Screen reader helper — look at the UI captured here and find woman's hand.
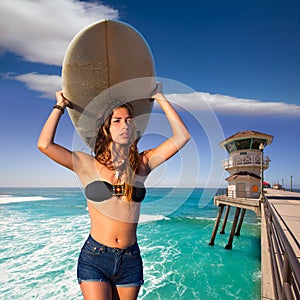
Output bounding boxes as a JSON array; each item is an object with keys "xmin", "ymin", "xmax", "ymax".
[
  {"xmin": 55, "ymin": 90, "xmax": 73, "ymax": 108},
  {"xmin": 151, "ymin": 82, "xmax": 165, "ymax": 102}
]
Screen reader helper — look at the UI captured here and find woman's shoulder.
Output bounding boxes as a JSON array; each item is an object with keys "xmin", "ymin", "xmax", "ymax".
[
  {"xmin": 139, "ymin": 150, "xmax": 149, "ymax": 162},
  {"xmin": 73, "ymin": 151, "xmax": 94, "ymax": 160},
  {"xmin": 139, "ymin": 150, "xmax": 152, "ymax": 175},
  {"xmin": 73, "ymin": 151, "xmax": 95, "ymax": 173},
  {"xmin": 72, "ymin": 151, "xmax": 95, "ymax": 164}
]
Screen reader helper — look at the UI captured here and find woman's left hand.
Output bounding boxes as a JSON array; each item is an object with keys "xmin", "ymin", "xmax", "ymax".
[{"xmin": 151, "ymin": 82, "xmax": 164, "ymax": 101}]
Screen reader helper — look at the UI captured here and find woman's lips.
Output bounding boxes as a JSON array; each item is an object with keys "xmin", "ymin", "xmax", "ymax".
[{"xmin": 120, "ymin": 132, "xmax": 129, "ymax": 137}]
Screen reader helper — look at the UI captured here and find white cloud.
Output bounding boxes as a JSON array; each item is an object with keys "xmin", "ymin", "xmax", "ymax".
[
  {"xmin": 168, "ymin": 92, "xmax": 300, "ymax": 117},
  {"xmin": 8, "ymin": 72, "xmax": 300, "ymax": 117},
  {"xmin": 0, "ymin": 0, "xmax": 119, "ymax": 65},
  {"xmin": 1, "ymin": 1, "xmax": 299, "ymax": 118},
  {"xmin": 11, "ymin": 73, "xmax": 62, "ymax": 98}
]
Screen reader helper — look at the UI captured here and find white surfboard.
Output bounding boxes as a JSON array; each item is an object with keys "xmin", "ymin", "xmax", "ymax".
[{"xmin": 62, "ymin": 19, "xmax": 155, "ymax": 148}]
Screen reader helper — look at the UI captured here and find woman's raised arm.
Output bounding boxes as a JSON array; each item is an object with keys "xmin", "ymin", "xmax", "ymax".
[
  {"xmin": 144, "ymin": 83, "xmax": 191, "ymax": 170},
  {"xmin": 37, "ymin": 91, "xmax": 75, "ymax": 171}
]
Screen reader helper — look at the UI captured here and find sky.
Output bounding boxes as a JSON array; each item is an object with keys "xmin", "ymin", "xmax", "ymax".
[{"xmin": 0, "ymin": 0, "xmax": 300, "ymax": 189}]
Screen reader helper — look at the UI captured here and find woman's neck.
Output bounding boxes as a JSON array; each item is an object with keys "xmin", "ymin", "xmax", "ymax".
[{"xmin": 110, "ymin": 142, "xmax": 127, "ymax": 162}]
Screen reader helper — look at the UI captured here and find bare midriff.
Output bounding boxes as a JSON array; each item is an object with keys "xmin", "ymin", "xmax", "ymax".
[{"xmin": 87, "ymin": 202, "xmax": 138, "ymax": 249}]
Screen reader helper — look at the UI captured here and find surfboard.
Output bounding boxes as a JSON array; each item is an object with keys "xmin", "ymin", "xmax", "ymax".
[{"xmin": 62, "ymin": 19, "xmax": 155, "ymax": 148}]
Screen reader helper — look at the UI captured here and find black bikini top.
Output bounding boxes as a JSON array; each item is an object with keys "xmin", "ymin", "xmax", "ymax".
[{"xmin": 85, "ymin": 180, "xmax": 146, "ymax": 203}]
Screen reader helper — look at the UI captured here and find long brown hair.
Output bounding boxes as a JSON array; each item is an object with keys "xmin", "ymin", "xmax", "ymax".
[{"xmin": 94, "ymin": 102, "xmax": 141, "ymax": 201}]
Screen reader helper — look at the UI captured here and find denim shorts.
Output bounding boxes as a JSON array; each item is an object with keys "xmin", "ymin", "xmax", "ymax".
[{"xmin": 77, "ymin": 235, "xmax": 144, "ymax": 287}]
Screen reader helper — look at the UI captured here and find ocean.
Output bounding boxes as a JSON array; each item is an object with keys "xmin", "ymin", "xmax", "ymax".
[{"xmin": 0, "ymin": 187, "xmax": 261, "ymax": 299}]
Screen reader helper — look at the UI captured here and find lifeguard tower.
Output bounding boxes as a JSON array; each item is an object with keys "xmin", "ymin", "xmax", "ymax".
[
  {"xmin": 221, "ymin": 130, "xmax": 273, "ymax": 199},
  {"xmin": 209, "ymin": 130, "xmax": 273, "ymax": 249}
]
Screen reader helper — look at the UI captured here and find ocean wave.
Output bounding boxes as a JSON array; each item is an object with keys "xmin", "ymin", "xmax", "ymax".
[
  {"xmin": 186, "ymin": 216, "xmax": 217, "ymax": 221},
  {"xmin": 186, "ymin": 215, "xmax": 261, "ymax": 227},
  {"xmin": 252, "ymin": 270, "xmax": 262, "ymax": 282},
  {"xmin": 140, "ymin": 215, "xmax": 218, "ymax": 224},
  {"xmin": 0, "ymin": 189, "xmax": 261, "ymax": 299},
  {"xmin": 0, "ymin": 213, "xmax": 89, "ymax": 299},
  {"xmin": 139, "ymin": 214, "xmax": 170, "ymax": 223},
  {"xmin": 0, "ymin": 196, "xmax": 57, "ymax": 204}
]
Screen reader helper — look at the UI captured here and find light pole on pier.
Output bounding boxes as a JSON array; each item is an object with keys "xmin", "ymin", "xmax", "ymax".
[{"xmin": 259, "ymin": 143, "xmax": 265, "ymax": 200}]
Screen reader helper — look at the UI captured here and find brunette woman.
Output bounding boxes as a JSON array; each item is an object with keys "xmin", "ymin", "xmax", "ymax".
[{"xmin": 38, "ymin": 83, "xmax": 190, "ymax": 300}]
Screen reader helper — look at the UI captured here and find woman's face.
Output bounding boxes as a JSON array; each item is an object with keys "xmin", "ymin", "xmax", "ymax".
[{"xmin": 109, "ymin": 107, "xmax": 133, "ymax": 145}]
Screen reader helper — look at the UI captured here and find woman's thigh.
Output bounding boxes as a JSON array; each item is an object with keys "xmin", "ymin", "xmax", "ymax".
[
  {"xmin": 80, "ymin": 281, "xmax": 112, "ymax": 300},
  {"xmin": 113, "ymin": 285, "xmax": 141, "ymax": 300},
  {"xmin": 80, "ymin": 282, "xmax": 140, "ymax": 300}
]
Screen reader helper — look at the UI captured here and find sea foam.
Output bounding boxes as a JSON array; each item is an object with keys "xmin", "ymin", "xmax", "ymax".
[
  {"xmin": 0, "ymin": 196, "xmax": 57, "ymax": 204},
  {"xmin": 139, "ymin": 214, "xmax": 169, "ymax": 223}
]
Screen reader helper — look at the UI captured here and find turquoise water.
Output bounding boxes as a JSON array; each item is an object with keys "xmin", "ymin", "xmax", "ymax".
[{"xmin": 0, "ymin": 188, "xmax": 261, "ymax": 299}]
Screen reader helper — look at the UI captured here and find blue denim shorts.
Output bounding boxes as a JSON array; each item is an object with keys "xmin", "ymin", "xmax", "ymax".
[{"xmin": 77, "ymin": 235, "xmax": 144, "ymax": 287}]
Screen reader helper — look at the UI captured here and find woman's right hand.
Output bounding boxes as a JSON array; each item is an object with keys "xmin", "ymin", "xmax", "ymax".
[
  {"xmin": 55, "ymin": 90, "xmax": 73, "ymax": 108},
  {"xmin": 38, "ymin": 90, "xmax": 75, "ymax": 171}
]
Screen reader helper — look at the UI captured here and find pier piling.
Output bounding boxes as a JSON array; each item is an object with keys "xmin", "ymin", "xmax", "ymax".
[
  {"xmin": 220, "ymin": 205, "xmax": 231, "ymax": 234},
  {"xmin": 235, "ymin": 208, "xmax": 246, "ymax": 236},
  {"xmin": 209, "ymin": 204, "xmax": 225, "ymax": 246},
  {"xmin": 225, "ymin": 207, "xmax": 241, "ymax": 250}
]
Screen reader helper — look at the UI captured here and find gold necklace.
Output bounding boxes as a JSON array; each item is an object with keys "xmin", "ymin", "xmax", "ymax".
[{"xmin": 112, "ymin": 159, "xmax": 125, "ymax": 196}]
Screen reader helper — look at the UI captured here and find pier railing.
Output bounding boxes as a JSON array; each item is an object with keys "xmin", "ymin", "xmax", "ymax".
[{"xmin": 263, "ymin": 198, "xmax": 300, "ymax": 300}]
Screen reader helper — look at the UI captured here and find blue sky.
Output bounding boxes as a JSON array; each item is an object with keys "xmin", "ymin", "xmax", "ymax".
[{"xmin": 0, "ymin": 0, "xmax": 300, "ymax": 189}]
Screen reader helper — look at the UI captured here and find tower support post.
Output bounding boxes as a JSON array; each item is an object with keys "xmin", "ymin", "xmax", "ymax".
[
  {"xmin": 225, "ymin": 207, "xmax": 241, "ymax": 250},
  {"xmin": 209, "ymin": 204, "xmax": 225, "ymax": 246}
]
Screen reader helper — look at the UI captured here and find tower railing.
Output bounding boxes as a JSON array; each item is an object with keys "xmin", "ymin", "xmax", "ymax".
[
  {"xmin": 216, "ymin": 189, "xmax": 260, "ymax": 199},
  {"xmin": 222, "ymin": 154, "xmax": 270, "ymax": 169}
]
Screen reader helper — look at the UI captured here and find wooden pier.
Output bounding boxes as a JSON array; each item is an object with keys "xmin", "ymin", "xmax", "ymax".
[
  {"xmin": 261, "ymin": 188, "xmax": 300, "ymax": 300},
  {"xmin": 209, "ymin": 193, "xmax": 261, "ymax": 249},
  {"xmin": 209, "ymin": 130, "xmax": 300, "ymax": 298},
  {"xmin": 209, "ymin": 188, "xmax": 300, "ymax": 299}
]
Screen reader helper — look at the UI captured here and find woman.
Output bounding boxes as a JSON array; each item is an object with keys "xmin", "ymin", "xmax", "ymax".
[{"xmin": 38, "ymin": 83, "xmax": 190, "ymax": 300}]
